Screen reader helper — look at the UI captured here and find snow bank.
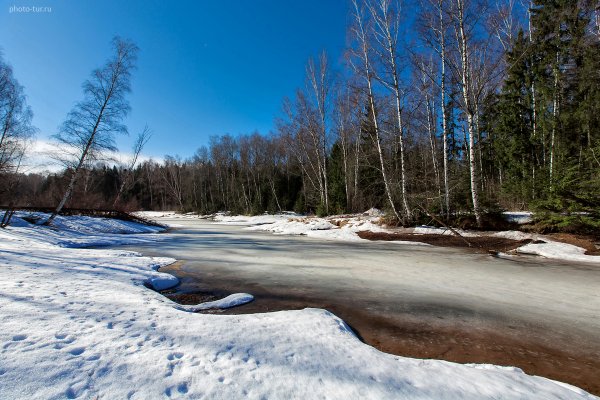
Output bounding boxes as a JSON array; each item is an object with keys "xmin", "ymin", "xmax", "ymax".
[
  {"xmin": 3, "ymin": 212, "xmax": 166, "ymax": 248},
  {"xmin": 247, "ymin": 218, "xmax": 336, "ymax": 234},
  {"xmin": 0, "ymin": 216, "xmax": 597, "ymax": 399},
  {"xmin": 176, "ymin": 293, "xmax": 255, "ymax": 312},
  {"xmin": 245, "ymin": 214, "xmax": 397, "ymax": 242},
  {"xmin": 492, "ymin": 230, "xmax": 536, "ymax": 241},
  {"xmin": 134, "ymin": 210, "xmax": 179, "ymax": 219},
  {"xmin": 517, "ymin": 241, "xmax": 600, "ymax": 263},
  {"xmin": 491, "ymin": 230, "xmax": 600, "ymax": 264},
  {"xmin": 212, "ymin": 212, "xmax": 301, "ymax": 225},
  {"xmin": 413, "ymin": 225, "xmax": 480, "ymax": 237}
]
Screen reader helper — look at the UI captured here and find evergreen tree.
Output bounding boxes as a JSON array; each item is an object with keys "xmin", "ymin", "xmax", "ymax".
[
  {"xmin": 357, "ymin": 104, "xmax": 385, "ymax": 209},
  {"xmin": 489, "ymin": 30, "xmax": 536, "ymax": 205},
  {"xmin": 530, "ymin": 0, "xmax": 591, "ymax": 183},
  {"xmin": 327, "ymin": 141, "xmax": 347, "ymax": 214}
]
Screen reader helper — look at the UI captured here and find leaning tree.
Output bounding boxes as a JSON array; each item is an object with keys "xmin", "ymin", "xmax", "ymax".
[{"xmin": 45, "ymin": 37, "xmax": 138, "ymax": 225}]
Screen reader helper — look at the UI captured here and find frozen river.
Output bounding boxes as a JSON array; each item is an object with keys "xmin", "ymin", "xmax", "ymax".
[{"xmin": 123, "ymin": 217, "xmax": 600, "ymax": 394}]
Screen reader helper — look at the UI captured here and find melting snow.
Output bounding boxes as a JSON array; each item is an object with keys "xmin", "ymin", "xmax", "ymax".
[{"xmin": 0, "ymin": 212, "xmax": 597, "ymax": 398}]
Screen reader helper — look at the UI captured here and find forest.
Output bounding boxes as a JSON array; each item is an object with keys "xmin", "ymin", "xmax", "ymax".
[{"xmin": 1, "ymin": 0, "xmax": 599, "ymax": 231}]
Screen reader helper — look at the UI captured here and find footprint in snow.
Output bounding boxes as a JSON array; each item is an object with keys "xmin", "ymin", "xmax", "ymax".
[
  {"xmin": 177, "ymin": 382, "xmax": 189, "ymax": 394},
  {"xmin": 68, "ymin": 347, "xmax": 85, "ymax": 356},
  {"xmin": 167, "ymin": 352, "xmax": 184, "ymax": 361},
  {"xmin": 12, "ymin": 334, "xmax": 27, "ymax": 341}
]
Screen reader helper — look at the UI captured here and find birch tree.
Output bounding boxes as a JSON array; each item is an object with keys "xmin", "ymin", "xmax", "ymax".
[
  {"xmin": 349, "ymin": 0, "xmax": 401, "ymax": 221},
  {"xmin": 0, "ymin": 55, "xmax": 35, "ymax": 177},
  {"xmin": 113, "ymin": 125, "xmax": 151, "ymax": 208},
  {"xmin": 451, "ymin": 0, "xmax": 482, "ymax": 225},
  {"xmin": 45, "ymin": 37, "xmax": 138, "ymax": 224},
  {"xmin": 306, "ymin": 53, "xmax": 331, "ymax": 214},
  {"xmin": 367, "ymin": 0, "xmax": 411, "ymax": 220},
  {"xmin": 419, "ymin": 0, "xmax": 453, "ymax": 218}
]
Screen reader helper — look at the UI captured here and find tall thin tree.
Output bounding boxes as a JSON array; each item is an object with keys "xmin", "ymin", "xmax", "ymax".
[
  {"xmin": 45, "ymin": 37, "xmax": 138, "ymax": 225},
  {"xmin": 349, "ymin": 0, "xmax": 401, "ymax": 220},
  {"xmin": 452, "ymin": 0, "xmax": 482, "ymax": 226},
  {"xmin": 113, "ymin": 125, "xmax": 151, "ymax": 208},
  {"xmin": 368, "ymin": 0, "xmax": 411, "ymax": 220}
]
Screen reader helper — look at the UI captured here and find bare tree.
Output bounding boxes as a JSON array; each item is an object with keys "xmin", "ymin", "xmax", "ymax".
[
  {"xmin": 333, "ymin": 87, "xmax": 360, "ymax": 211},
  {"xmin": 113, "ymin": 125, "xmax": 151, "ymax": 208},
  {"xmin": 451, "ymin": 0, "xmax": 482, "ymax": 225},
  {"xmin": 349, "ymin": 0, "xmax": 401, "ymax": 220},
  {"xmin": 489, "ymin": 0, "xmax": 519, "ymax": 51},
  {"xmin": 306, "ymin": 53, "xmax": 331, "ymax": 213},
  {"xmin": 367, "ymin": 0, "xmax": 411, "ymax": 220},
  {"xmin": 419, "ymin": 0, "xmax": 453, "ymax": 218},
  {"xmin": 281, "ymin": 92, "xmax": 325, "ymax": 210},
  {"xmin": 161, "ymin": 155, "xmax": 184, "ymax": 210},
  {"xmin": 45, "ymin": 37, "xmax": 138, "ymax": 224},
  {"xmin": 0, "ymin": 55, "xmax": 35, "ymax": 178}
]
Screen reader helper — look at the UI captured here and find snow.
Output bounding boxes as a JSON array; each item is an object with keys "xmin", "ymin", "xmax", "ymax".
[
  {"xmin": 247, "ymin": 217, "xmax": 336, "ymax": 235},
  {"xmin": 0, "ymin": 214, "xmax": 598, "ymax": 399},
  {"xmin": 364, "ymin": 207, "xmax": 385, "ymax": 217},
  {"xmin": 503, "ymin": 211, "xmax": 534, "ymax": 224},
  {"xmin": 238, "ymin": 213, "xmax": 407, "ymax": 243},
  {"xmin": 176, "ymin": 293, "xmax": 254, "ymax": 312},
  {"xmin": 4, "ymin": 212, "xmax": 166, "ymax": 248},
  {"xmin": 212, "ymin": 212, "xmax": 301, "ymax": 225},
  {"xmin": 517, "ymin": 241, "xmax": 600, "ymax": 263},
  {"xmin": 491, "ymin": 230, "xmax": 600, "ymax": 264},
  {"xmin": 135, "ymin": 210, "xmax": 179, "ymax": 218},
  {"xmin": 145, "ymin": 211, "xmax": 599, "ymax": 263},
  {"xmin": 492, "ymin": 230, "xmax": 536, "ymax": 241},
  {"xmin": 413, "ymin": 225, "xmax": 480, "ymax": 237}
]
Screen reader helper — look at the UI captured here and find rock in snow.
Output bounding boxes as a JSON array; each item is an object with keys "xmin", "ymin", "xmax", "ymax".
[{"xmin": 0, "ymin": 212, "xmax": 597, "ymax": 399}]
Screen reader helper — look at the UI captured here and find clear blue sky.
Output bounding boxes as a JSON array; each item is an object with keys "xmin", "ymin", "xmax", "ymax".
[{"xmin": 0, "ymin": 0, "xmax": 349, "ymax": 160}]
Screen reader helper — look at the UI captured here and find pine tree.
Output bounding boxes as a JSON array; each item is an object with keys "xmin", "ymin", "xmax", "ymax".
[
  {"xmin": 327, "ymin": 141, "xmax": 348, "ymax": 214},
  {"xmin": 489, "ymin": 30, "xmax": 536, "ymax": 205},
  {"xmin": 531, "ymin": 0, "xmax": 590, "ymax": 184},
  {"xmin": 357, "ymin": 104, "xmax": 386, "ymax": 210}
]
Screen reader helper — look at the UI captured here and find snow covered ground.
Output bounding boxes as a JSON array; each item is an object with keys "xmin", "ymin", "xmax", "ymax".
[{"xmin": 0, "ymin": 212, "xmax": 598, "ymax": 398}]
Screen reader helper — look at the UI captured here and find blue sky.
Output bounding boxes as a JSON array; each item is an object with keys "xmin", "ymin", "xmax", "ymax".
[{"xmin": 0, "ymin": 0, "xmax": 349, "ymax": 161}]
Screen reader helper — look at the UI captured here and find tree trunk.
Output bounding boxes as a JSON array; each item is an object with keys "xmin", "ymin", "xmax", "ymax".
[
  {"xmin": 439, "ymin": 2, "xmax": 451, "ymax": 219},
  {"xmin": 456, "ymin": 0, "xmax": 482, "ymax": 226},
  {"xmin": 352, "ymin": 0, "xmax": 400, "ymax": 221}
]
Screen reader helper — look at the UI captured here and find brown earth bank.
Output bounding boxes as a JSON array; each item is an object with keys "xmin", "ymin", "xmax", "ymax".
[
  {"xmin": 357, "ymin": 231, "xmax": 534, "ymax": 253},
  {"xmin": 357, "ymin": 230, "xmax": 600, "ymax": 256},
  {"xmin": 546, "ymin": 233, "xmax": 600, "ymax": 255},
  {"xmin": 163, "ymin": 286, "xmax": 600, "ymax": 396}
]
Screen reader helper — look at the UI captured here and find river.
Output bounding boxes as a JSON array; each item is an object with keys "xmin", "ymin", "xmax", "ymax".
[{"xmin": 120, "ymin": 217, "xmax": 600, "ymax": 395}]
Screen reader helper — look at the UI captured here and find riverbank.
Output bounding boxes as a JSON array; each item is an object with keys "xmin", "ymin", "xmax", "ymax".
[
  {"xmin": 125, "ymin": 216, "xmax": 600, "ymax": 397},
  {"xmin": 143, "ymin": 211, "xmax": 600, "ymax": 264},
  {"xmin": 2, "ymin": 212, "xmax": 598, "ymax": 399},
  {"xmin": 160, "ymin": 260, "xmax": 600, "ymax": 396}
]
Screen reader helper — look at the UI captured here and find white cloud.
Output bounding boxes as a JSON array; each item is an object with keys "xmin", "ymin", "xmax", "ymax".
[{"xmin": 19, "ymin": 139, "xmax": 158, "ymax": 175}]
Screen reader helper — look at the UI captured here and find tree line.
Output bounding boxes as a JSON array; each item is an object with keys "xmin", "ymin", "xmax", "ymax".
[{"xmin": 1, "ymin": 0, "xmax": 599, "ymax": 230}]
